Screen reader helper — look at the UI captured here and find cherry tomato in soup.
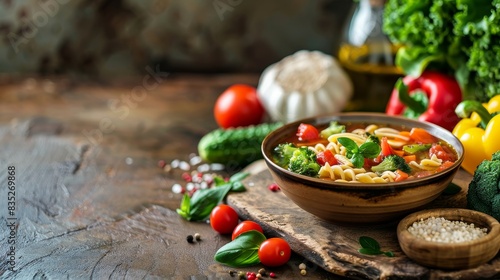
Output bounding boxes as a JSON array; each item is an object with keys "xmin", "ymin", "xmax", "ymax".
[
  {"xmin": 429, "ymin": 144, "xmax": 457, "ymax": 162},
  {"xmin": 210, "ymin": 204, "xmax": 239, "ymax": 234},
  {"xmin": 258, "ymin": 238, "xmax": 291, "ymax": 267},
  {"xmin": 214, "ymin": 84, "xmax": 265, "ymax": 129},
  {"xmin": 316, "ymin": 150, "xmax": 337, "ymax": 166},
  {"xmin": 296, "ymin": 123, "xmax": 319, "ymax": 141},
  {"xmin": 231, "ymin": 221, "xmax": 264, "ymax": 240}
]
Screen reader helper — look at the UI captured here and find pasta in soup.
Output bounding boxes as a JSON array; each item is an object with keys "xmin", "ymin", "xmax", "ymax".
[{"xmin": 272, "ymin": 121, "xmax": 458, "ymax": 183}]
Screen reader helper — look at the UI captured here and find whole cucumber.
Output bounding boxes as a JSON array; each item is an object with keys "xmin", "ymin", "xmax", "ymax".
[{"xmin": 198, "ymin": 122, "xmax": 282, "ymax": 169}]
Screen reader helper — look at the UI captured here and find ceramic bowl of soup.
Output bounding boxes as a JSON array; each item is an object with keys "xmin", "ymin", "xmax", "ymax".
[{"xmin": 261, "ymin": 113, "xmax": 464, "ymax": 224}]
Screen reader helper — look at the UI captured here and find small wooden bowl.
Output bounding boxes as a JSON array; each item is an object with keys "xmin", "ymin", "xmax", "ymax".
[{"xmin": 397, "ymin": 208, "xmax": 500, "ymax": 269}]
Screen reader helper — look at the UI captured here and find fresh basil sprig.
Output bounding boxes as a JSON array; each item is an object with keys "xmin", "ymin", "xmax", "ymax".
[
  {"xmin": 213, "ymin": 172, "xmax": 249, "ymax": 192},
  {"xmin": 177, "ymin": 185, "xmax": 231, "ymax": 221},
  {"xmin": 337, "ymin": 137, "xmax": 381, "ymax": 168},
  {"xmin": 176, "ymin": 172, "xmax": 249, "ymax": 221},
  {"xmin": 214, "ymin": 230, "xmax": 266, "ymax": 267},
  {"xmin": 358, "ymin": 236, "xmax": 394, "ymax": 257}
]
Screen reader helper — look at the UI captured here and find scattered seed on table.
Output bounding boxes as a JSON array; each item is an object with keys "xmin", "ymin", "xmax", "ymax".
[
  {"xmin": 125, "ymin": 157, "xmax": 133, "ymax": 165},
  {"xmin": 171, "ymin": 184, "xmax": 184, "ymax": 194},
  {"xmin": 186, "ymin": 235, "xmax": 194, "ymax": 243},
  {"xmin": 194, "ymin": 233, "xmax": 201, "ymax": 241},
  {"xmin": 157, "ymin": 159, "xmax": 166, "ymax": 169},
  {"xmin": 300, "ymin": 269, "xmax": 307, "ymax": 276},
  {"xmin": 298, "ymin": 263, "xmax": 307, "ymax": 270},
  {"xmin": 258, "ymin": 268, "xmax": 266, "ymax": 276},
  {"xmin": 269, "ymin": 272, "xmax": 276, "ymax": 278}
]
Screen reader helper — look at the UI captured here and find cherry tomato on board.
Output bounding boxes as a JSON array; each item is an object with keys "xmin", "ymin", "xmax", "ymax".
[
  {"xmin": 231, "ymin": 221, "xmax": 264, "ymax": 240},
  {"xmin": 258, "ymin": 237, "xmax": 291, "ymax": 267},
  {"xmin": 210, "ymin": 204, "xmax": 239, "ymax": 234},
  {"xmin": 214, "ymin": 84, "xmax": 265, "ymax": 129},
  {"xmin": 296, "ymin": 123, "xmax": 319, "ymax": 141}
]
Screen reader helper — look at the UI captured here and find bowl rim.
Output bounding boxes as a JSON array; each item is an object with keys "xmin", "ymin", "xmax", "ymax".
[
  {"xmin": 261, "ymin": 112, "xmax": 465, "ymax": 191},
  {"xmin": 397, "ymin": 208, "xmax": 500, "ymax": 248}
]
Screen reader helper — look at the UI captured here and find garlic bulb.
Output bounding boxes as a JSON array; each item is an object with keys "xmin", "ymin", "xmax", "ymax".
[{"xmin": 257, "ymin": 50, "xmax": 353, "ymax": 123}]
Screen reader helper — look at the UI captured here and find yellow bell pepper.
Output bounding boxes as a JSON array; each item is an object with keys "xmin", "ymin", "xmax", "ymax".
[{"xmin": 452, "ymin": 95, "xmax": 500, "ymax": 174}]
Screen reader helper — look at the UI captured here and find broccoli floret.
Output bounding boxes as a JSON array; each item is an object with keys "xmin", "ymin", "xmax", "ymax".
[
  {"xmin": 320, "ymin": 121, "xmax": 346, "ymax": 139},
  {"xmin": 273, "ymin": 143, "xmax": 298, "ymax": 168},
  {"xmin": 371, "ymin": 155, "xmax": 411, "ymax": 174},
  {"xmin": 365, "ymin": 134, "xmax": 380, "ymax": 145},
  {"xmin": 288, "ymin": 147, "xmax": 321, "ymax": 177},
  {"xmin": 467, "ymin": 151, "xmax": 500, "ymax": 221}
]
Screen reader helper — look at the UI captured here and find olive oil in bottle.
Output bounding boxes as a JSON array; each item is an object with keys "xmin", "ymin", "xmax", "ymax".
[{"xmin": 338, "ymin": 0, "xmax": 403, "ymax": 112}]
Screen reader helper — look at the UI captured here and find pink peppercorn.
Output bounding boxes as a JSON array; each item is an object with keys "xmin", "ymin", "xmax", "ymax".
[
  {"xmin": 269, "ymin": 272, "xmax": 276, "ymax": 278},
  {"xmin": 157, "ymin": 159, "xmax": 166, "ymax": 169},
  {"xmin": 268, "ymin": 183, "xmax": 280, "ymax": 192},
  {"xmin": 181, "ymin": 172, "xmax": 192, "ymax": 182}
]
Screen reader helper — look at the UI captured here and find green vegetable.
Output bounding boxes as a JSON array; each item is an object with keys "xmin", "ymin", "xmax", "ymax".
[
  {"xmin": 371, "ymin": 155, "xmax": 411, "ymax": 174},
  {"xmin": 466, "ymin": 151, "xmax": 500, "ymax": 220},
  {"xmin": 289, "ymin": 147, "xmax": 321, "ymax": 177},
  {"xmin": 198, "ymin": 122, "xmax": 282, "ymax": 169},
  {"xmin": 214, "ymin": 230, "xmax": 267, "ymax": 267},
  {"xmin": 273, "ymin": 143, "xmax": 321, "ymax": 177},
  {"xmin": 273, "ymin": 143, "xmax": 299, "ymax": 168},
  {"xmin": 358, "ymin": 236, "xmax": 394, "ymax": 257},
  {"xmin": 383, "ymin": 0, "xmax": 500, "ymax": 102},
  {"xmin": 320, "ymin": 121, "xmax": 346, "ymax": 139},
  {"xmin": 337, "ymin": 137, "xmax": 381, "ymax": 168},
  {"xmin": 365, "ymin": 134, "xmax": 381, "ymax": 146},
  {"xmin": 402, "ymin": 143, "xmax": 431, "ymax": 154},
  {"xmin": 176, "ymin": 172, "xmax": 249, "ymax": 221}
]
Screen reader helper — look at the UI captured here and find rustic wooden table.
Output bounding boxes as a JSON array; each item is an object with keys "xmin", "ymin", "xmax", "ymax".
[{"xmin": 0, "ymin": 74, "xmax": 345, "ymax": 279}]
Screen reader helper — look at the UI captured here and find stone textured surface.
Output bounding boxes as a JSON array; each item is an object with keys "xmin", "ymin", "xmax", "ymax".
[{"xmin": 0, "ymin": 0, "xmax": 353, "ymax": 76}]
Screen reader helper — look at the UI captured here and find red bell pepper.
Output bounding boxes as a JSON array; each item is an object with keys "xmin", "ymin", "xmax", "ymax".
[{"xmin": 385, "ymin": 71, "xmax": 462, "ymax": 131}]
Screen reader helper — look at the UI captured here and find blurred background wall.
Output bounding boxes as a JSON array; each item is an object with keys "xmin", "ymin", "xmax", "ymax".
[{"xmin": 0, "ymin": 0, "xmax": 353, "ymax": 77}]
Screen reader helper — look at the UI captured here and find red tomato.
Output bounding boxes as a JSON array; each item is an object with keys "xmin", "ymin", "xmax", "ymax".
[
  {"xmin": 231, "ymin": 221, "xmax": 264, "ymax": 240},
  {"xmin": 258, "ymin": 238, "xmax": 291, "ymax": 267},
  {"xmin": 429, "ymin": 144, "xmax": 457, "ymax": 162},
  {"xmin": 296, "ymin": 123, "xmax": 319, "ymax": 141},
  {"xmin": 214, "ymin": 84, "xmax": 265, "ymax": 129},
  {"xmin": 210, "ymin": 204, "xmax": 239, "ymax": 234},
  {"xmin": 316, "ymin": 150, "xmax": 337, "ymax": 166}
]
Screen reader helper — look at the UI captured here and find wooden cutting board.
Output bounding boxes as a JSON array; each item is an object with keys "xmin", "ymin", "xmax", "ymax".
[{"xmin": 227, "ymin": 160, "xmax": 500, "ymax": 280}]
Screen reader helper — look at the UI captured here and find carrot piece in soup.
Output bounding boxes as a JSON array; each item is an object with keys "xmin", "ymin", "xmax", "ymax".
[{"xmin": 409, "ymin": 128, "xmax": 437, "ymax": 144}]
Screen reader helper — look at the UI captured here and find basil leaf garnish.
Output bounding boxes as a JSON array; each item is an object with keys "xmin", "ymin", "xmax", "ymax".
[
  {"xmin": 358, "ymin": 236, "xmax": 394, "ymax": 257},
  {"xmin": 214, "ymin": 230, "xmax": 266, "ymax": 267}
]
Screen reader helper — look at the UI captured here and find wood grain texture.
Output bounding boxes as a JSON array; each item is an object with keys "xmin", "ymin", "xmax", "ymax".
[
  {"xmin": 0, "ymin": 75, "xmax": 341, "ymax": 279},
  {"xmin": 228, "ymin": 160, "xmax": 500, "ymax": 280}
]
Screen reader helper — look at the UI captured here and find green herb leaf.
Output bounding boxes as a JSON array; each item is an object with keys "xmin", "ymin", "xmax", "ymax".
[
  {"xmin": 228, "ymin": 181, "xmax": 246, "ymax": 192},
  {"xmin": 359, "ymin": 142, "xmax": 382, "ymax": 159},
  {"xmin": 229, "ymin": 172, "xmax": 250, "ymax": 182},
  {"xmin": 177, "ymin": 172, "xmax": 249, "ymax": 221},
  {"xmin": 358, "ymin": 236, "xmax": 394, "ymax": 257},
  {"xmin": 384, "ymin": 251, "xmax": 395, "ymax": 257},
  {"xmin": 214, "ymin": 230, "xmax": 267, "ymax": 267},
  {"xmin": 351, "ymin": 154, "xmax": 365, "ymax": 169},
  {"xmin": 358, "ymin": 248, "xmax": 383, "ymax": 255},
  {"xmin": 213, "ymin": 176, "xmax": 227, "ymax": 186},
  {"xmin": 338, "ymin": 137, "xmax": 380, "ymax": 168},
  {"xmin": 176, "ymin": 194, "xmax": 191, "ymax": 219},
  {"xmin": 178, "ymin": 185, "xmax": 231, "ymax": 221},
  {"xmin": 359, "ymin": 236, "xmax": 380, "ymax": 251},
  {"xmin": 338, "ymin": 137, "xmax": 358, "ymax": 154}
]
